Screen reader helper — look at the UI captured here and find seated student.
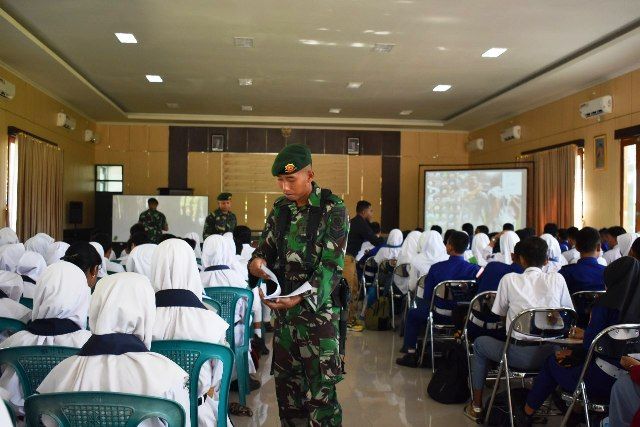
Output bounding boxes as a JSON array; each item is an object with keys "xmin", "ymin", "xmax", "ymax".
[
  {"xmin": 89, "ymin": 242, "xmax": 109, "ymax": 279},
  {"xmin": 118, "ymin": 228, "xmax": 149, "ymax": 264},
  {"xmin": 373, "ymin": 229, "xmax": 403, "ymax": 264},
  {"xmin": 561, "ymin": 227, "xmax": 579, "ymax": 262},
  {"xmin": 45, "ymin": 241, "xmax": 70, "ymax": 265},
  {"xmin": 15, "ymin": 251, "xmax": 47, "ymax": 298},
  {"xmin": 540, "ymin": 233, "xmax": 568, "ymax": 273},
  {"xmin": 608, "ymin": 356, "xmax": 640, "ymax": 427},
  {"xmin": 558, "ymin": 228, "xmax": 570, "ymax": 253},
  {"xmin": 430, "ymin": 224, "xmax": 443, "ymax": 237},
  {"xmin": 408, "ymin": 230, "xmax": 449, "ymax": 294},
  {"xmin": 0, "ymin": 243, "xmax": 25, "ymax": 272},
  {"xmin": 62, "ymin": 242, "xmax": 102, "ymax": 289},
  {"xmin": 92, "ymin": 233, "xmax": 125, "ymax": 273},
  {"xmin": 150, "ymin": 239, "xmax": 231, "ymax": 426},
  {"xmin": 487, "ymin": 231, "xmax": 520, "ymax": 264},
  {"xmin": 516, "ymin": 228, "xmax": 535, "ymax": 240},
  {"xmin": 502, "ymin": 223, "xmax": 515, "ymax": 231},
  {"xmin": 462, "ymin": 223, "xmax": 474, "ymax": 249},
  {"xmin": 0, "ymin": 228, "xmax": 19, "ymax": 247},
  {"xmin": 558, "ymin": 227, "xmax": 605, "ymax": 294},
  {"xmin": 233, "ymin": 225, "xmax": 255, "ymax": 264},
  {"xmin": 599, "ymin": 228, "xmax": 611, "ymax": 252},
  {"xmin": 618, "ymin": 232, "xmax": 640, "ymax": 258},
  {"xmin": 183, "ymin": 231, "xmax": 202, "ymax": 260},
  {"xmin": 125, "ymin": 237, "xmax": 157, "ymax": 280},
  {"xmin": 471, "ymin": 227, "xmax": 490, "ymax": 267},
  {"xmin": 397, "ymin": 231, "xmax": 480, "ymax": 368},
  {"xmin": 355, "ymin": 222, "xmax": 382, "ymax": 262},
  {"xmin": 24, "ymin": 233, "xmax": 54, "ymax": 257},
  {"xmin": 521, "ymin": 256, "xmax": 640, "ymax": 424},
  {"xmin": 394, "ymin": 230, "xmax": 422, "ymax": 295},
  {"xmin": 222, "ymin": 233, "xmax": 248, "ymax": 281},
  {"xmin": 0, "ymin": 262, "xmax": 91, "ymax": 415},
  {"xmin": 464, "ymin": 237, "xmax": 574, "ymax": 422},
  {"xmin": 38, "ymin": 272, "xmax": 191, "ymax": 427},
  {"xmin": 603, "ymin": 226, "xmax": 627, "ymax": 265},
  {"xmin": 0, "ymin": 272, "xmax": 30, "ymax": 338}
]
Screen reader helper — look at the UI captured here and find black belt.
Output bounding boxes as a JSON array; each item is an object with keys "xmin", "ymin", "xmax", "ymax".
[
  {"xmin": 508, "ymin": 338, "xmax": 546, "ymax": 347},
  {"xmin": 197, "ymin": 393, "xmax": 208, "ymax": 406}
]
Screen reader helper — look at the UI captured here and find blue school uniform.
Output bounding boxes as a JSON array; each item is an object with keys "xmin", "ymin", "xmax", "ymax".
[
  {"xmin": 559, "ymin": 257, "xmax": 605, "ymax": 294},
  {"xmin": 477, "ymin": 262, "xmax": 524, "ymax": 293}
]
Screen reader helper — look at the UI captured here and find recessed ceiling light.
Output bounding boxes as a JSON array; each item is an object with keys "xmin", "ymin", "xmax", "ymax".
[
  {"xmin": 166, "ymin": 102, "xmax": 179, "ymax": 108},
  {"xmin": 146, "ymin": 75, "xmax": 163, "ymax": 83},
  {"xmin": 350, "ymin": 42, "xmax": 366, "ymax": 48},
  {"xmin": 300, "ymin": 39, "xmax": 321, "ymax": 45},
  {"xmin": 233, "ymin": 37, "xmax": 254, "ymax": 48},
  {"xmin": 115, "ymin": 33, "xmax": 137, "ymax": 44},
  {"xmin": 363, "ymin": 30, "xmax": 375, "ymax": 34},
  {"xmin": 433, "ymin": 84, "xmax": 452, "ymax": 92},
  {"xmin": 347, "ymin": 82, "xmax": 363, "ymax": 89},
  {"xmin": 399, "ymin": 110, "xmax": 413, "ymax": 115},
  {"xmin": 311, "ymin": 79, "xmax": 327, "ymax": 83},
  {"xmin": 329, "ymin": 108, "xmax": 341, "ymax": 114},
  {"xmin": 241, "ymin": 105, "xmax": 253, "ymax": 112},
  {"xmin": 374, "ymin": 31, "xmax": 391, "ymax": 35},
  {"xmin": 482, "ymin": 47, "xmax": 508, "ymax": 58},
  {"xmin": 317, "ymin": 27, "xmax": 330, "ymax": 31},
  {"xmin": 238, "ymin": 78, "xmax": 253, "ymax": 86},
  {"xmin": 372, "ymin": 43, "xmax": 395, "ymax": 53},
  {"xmin": 437, "ymin": 46, "xmax": 447, "ymax": 51}
]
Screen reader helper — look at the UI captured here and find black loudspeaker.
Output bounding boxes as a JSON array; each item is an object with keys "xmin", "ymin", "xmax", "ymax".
[{"xmin": 69, "ymin": 201, "xmax": 83, "ymax": 225}]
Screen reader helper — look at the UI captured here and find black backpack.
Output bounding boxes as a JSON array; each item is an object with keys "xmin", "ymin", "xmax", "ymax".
[
  {"xmin": 483, "ymin": 387, "xmax": 529, "ymax": 426},
  {"xmin": 426, "ymin": 342, "xmax": 469, "ymax": 404}
]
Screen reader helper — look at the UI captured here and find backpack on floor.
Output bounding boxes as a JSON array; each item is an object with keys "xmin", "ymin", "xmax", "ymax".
[
  {"xmin": 364, "ymin": 295, "xmax": 391, "ymax": 330},
  {"xmin": 427, "ymin": 341, "xmax": 469, "ymax": 404},
  {"xmin": 483, "ymin": 387, "xmax": 529, "ymax": 426}
]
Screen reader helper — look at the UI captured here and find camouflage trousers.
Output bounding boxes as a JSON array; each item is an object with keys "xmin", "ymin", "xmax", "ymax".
[{"xmin": 273, "ymin": 305, "xmax": 343, "ymax": 427}]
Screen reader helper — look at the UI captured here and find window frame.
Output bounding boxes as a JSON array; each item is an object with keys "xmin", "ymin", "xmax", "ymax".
[
  {"xmin": 620, "ymin": 136, "xmax": 640, "ymax": 231},
  {"xmin": 95, "ymin": 164, "xmax": 124, "ymax": 193}
]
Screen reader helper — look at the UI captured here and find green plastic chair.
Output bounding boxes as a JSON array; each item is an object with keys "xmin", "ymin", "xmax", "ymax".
[
  {"xmin": 0, "ymin": 346, "xmax": 79, "ymax": 397},
  {"xmin": 203, "ymin": 287, "xmax": 253, "ymax": 405},
  {"xmin": 24, "ymin": 391, "xmax": 186, "ymax": 427},
  {"xmin": 151, "ymin": 340, "xmax": 234, "ymax": 427},
  {"xmin": 19, "ymin": 298, "xmax": 33, "ymax": 309},
  {"xmin": 202, "ymin": 296, "xmax": 222, "ymax": 314},
  {"xmin": 0, "ymin": 317, "xmax": 26, "ymax": 334}
]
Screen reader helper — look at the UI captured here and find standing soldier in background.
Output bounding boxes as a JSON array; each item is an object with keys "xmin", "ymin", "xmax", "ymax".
[
  {"xmin": 203, "ymin": 192, "xmax": 237, "ymax": 239},
  {"xmin": 249, "ymin": 144, "xmax": 348, "ymax": 426},
  {"xmin": 138, "ymin": 197, "xmax": 168, "ymax": 244}
]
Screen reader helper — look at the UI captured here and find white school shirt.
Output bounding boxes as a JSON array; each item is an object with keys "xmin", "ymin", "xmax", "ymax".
[
  {"xmin": 492, "ymin": 267, "xmax": 574, "ymax": 341},
  {"xmin": 603, "ymin": 245, "xmax": 621, "ymax": 265}
]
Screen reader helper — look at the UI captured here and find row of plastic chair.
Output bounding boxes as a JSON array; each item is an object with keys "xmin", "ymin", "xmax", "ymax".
[{"xmin": 0, "ymin": 340, "xmax": 234, "ymax": 427}]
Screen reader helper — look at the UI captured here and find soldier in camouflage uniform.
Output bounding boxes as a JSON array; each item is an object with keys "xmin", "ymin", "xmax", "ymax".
[
  {"xmin": 249, "ymin": 144, "xmax": 348, "ymax": 427},
  {"xmin": 203, "ymin": 192, "xmax": 237, "ymax": 239},
  {"xmin": 138, "ymin": 197, "xmax": 168, "ymax": 244}
]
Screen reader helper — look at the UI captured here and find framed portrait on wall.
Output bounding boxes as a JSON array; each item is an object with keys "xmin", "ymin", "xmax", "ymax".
[{"xmin": 594, "ymin": 134, "xmax": 606, "ymax": 170}]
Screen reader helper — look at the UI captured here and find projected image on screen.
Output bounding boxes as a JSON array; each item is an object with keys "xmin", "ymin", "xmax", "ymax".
[{"xmin": 424, "ymin": 169, "xmax": 527, "ymax": 232}]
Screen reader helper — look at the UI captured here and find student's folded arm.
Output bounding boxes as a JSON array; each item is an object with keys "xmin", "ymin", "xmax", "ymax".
[{"xmin": 306, "ymin": 204, "xmax": 349, "ymax": 311}]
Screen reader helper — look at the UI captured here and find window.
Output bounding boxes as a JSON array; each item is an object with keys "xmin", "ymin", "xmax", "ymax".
[
  {"xmin": 622, "ymin": 137, "xmax": 640, "ymax": 231},
  {"xmin": 574, "ymin": 148, "xmax": 585, "ymax": 228},
  {"xmin": 96, "ymin": 165, "xmax": 124, "ymax": 193},
  {"xmin": 7, "ymin": 135, "xmax": 18, "ymax": 230}
]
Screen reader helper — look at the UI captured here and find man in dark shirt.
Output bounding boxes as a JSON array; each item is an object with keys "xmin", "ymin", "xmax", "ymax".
[
  {"xmin": 559, "ymin": 226, "xmax": 605, "ymax": 294},
  {"xmin": 345, "ymin": 201, "xmax": 384, "ymax": 329}
]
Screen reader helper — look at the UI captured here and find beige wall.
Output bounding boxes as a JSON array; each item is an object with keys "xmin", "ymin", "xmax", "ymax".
[
  {"xmin": 0, "ymin": 65, "xmax": 96, "ymax": 230},
  {"xmin": 94, "ymin": 124, "xmax": 169, "ymax": 194},
  {"xmin": 399, "ymin": 131, "xmax": 469, "ymax": 230},
  {"xmin": 469, "ymin": 67, "xmax": 640, "ymax": 229}
]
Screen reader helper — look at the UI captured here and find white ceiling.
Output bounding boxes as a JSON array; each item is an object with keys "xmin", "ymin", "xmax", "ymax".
[{"xmin": 0, "ymin": 0, "xmax": 640, "ymax": 130}]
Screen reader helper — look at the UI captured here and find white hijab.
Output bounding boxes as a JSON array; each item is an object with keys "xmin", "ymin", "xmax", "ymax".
[
  {"xmin": 618, "ymin": 232, "xmax": 640, "ymax": 257},
  {"xmin": 45, "ymin": 242, "xmax": 70, "ymax": 265},
  {"xmin": 37, "ymin": 272, "xmax": 191, "ymax": 426},
  {"xmin": 497, "ymin": 231, "xmax": 520, "ymax": 265},
  {"xmin": 0, "ymin": 271, "xmax": 30, "ymax": 325},
  {"xmin": 222, "ymin": 233, "xmax": 247, "ymax": 280},
  {"xmin": 0, "ymin": 228, "xmax": 18, "ymax": 247},
  {"xmin": 125, "ymin": 244, "xmax": 157, "ymax": 280},
  {"xmin": 25, "ymin": 233, "xmax": 54, "ymax": 257},
  {"xmin": 184, "ymin": 232, "xmax": 202, "ymax": 259},
  {"xmin": 0, "ymin": 244, "xmax": 25, "ymax": 272},
  {"xmin": 410, "ymin": 230, "xmax": 449, "ymax": 284},
  {"xmin": 397, "ymin": 231, "xmax": 422, "ymax": 266},
  {"xmin": 200, "ymin": 235, "xmax": 247, "ymax": 288},
  {"xmin": 89, "ymin": 242, "xmax": 109, "ymax": 278},
  {"xmin": 471, "ymin": 233, "xmax": 491, "ymax": 267},
  {"xmin": 374, "ymin": 229, "xmax": 403, "ymax": 263},
  {"xmin": 0, "ymin": 271, "xmax": 23, "ymax": 301},
  {"xmin": 15, "ymin": 251, "xmax": 47, "ymax": 298},
  {"xmin": 150, "ymin": 239, "xmax": 203, "ymax": 297}
]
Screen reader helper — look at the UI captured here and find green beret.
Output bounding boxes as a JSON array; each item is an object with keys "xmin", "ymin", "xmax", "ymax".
[
  {"xmin": 271, "ymin": 144, "xmax": 312, "ymax": 176},
  {"xmin": 217, "ymin": 192, "xmax": 232, "ymax": 201}
]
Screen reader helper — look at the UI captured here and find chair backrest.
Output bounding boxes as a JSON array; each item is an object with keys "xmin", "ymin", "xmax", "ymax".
[
  {"xmin": 463, "ymin": 291, "xmax": 502, "ymax": 334},
  {"xmin": 393, "ymin": 263, "xmax": 411, "ymax": 278},
  {"xmin": 590, "ymin": 323, "xmax": 640, "ymax": 359},
  {"xmin": 0, "ymin": 346, "xmax": 79, "ymax": 397},
  {"xmin": 508, "ymin": 307, "xmax": 577, "ymax": 340},
  {"xmin": 571, "ymin": 291, "xmax": 606, "ymax": 327},
  {"xmin": 0, "ymin": 317, "xmax": 25, "ymax": 334},
  {"xmin": 202, "ymin": 287, "xmax": 253, "ymax": 351},
  {"xmin": 19, "ymin": 298, "xmax": 33, "ymax": 309},
  {"xmin": 378, "ymin": 259, "xmax": 397, "ymax": 274},
  {"xmin": 24, "ymin": 391, "xmax": 186, "ymax": 427},
  {"xmin": 151, "ymin": 340, "xmax": 234, "ymax": 427},
  {"xmin": 363, "ymin": 257, "xmax": 378, "ymax": 285},
  {"xmin": 429, "ymin": 280, "xmax": 477, "ymax": 310},
  {"xmin": 202, "ymin": 296, "xmax": 222, "ymax": 314}
]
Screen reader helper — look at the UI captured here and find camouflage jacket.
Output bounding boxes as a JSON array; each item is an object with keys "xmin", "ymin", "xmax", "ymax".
[
  {"xmin": 251, "ymin": 183, "xmax": 349, "ymax": 313},
  {"xmin": 203, "ymin": 209, "xmax": 237, "ymax": 239},
  {"xmin": 138, "ymin": 209, "xmax": 167, "ymax": 243}
]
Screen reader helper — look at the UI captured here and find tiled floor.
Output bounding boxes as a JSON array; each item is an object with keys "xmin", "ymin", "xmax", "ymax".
[{"xmin": 230, "ymin": 329, "xmax": 477, "ymax": 427}]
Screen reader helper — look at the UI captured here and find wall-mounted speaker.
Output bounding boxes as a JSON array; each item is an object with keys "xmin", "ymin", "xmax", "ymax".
[{"xmin": 69, "ymin": 201, "xmax": 83, "ymax": 225}]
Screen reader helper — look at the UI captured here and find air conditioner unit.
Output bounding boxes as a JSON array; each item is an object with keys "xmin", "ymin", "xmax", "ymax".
[
  {"xmin": 0, "ymin": 77, "xmax": 15, "ymax": 100},
  {"xmin": 500, "ymin": 125, "xmax": 521, "ymax": 142},
  {"xmin": 579, "ymin": 95, "xmax": 612, "ymax": 119},
  {"xmin": 466, "ymin": 138, "xmax": 484, "ymax": 151},
  {"xmin": 56, "ymin": 112, "xmax": 76, "ymax": 130}
]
